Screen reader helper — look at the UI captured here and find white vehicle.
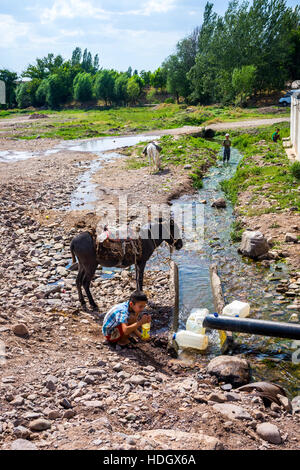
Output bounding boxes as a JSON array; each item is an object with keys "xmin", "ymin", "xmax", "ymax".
[{"xmin": 279, "ymin": 89, "xmax": 300, "ymax": 106}]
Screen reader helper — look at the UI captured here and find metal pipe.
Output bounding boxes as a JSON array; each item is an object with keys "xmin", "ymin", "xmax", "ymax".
[{"xmin": 203, "ymin": 314, "xmax": 300, "ymax": 340}]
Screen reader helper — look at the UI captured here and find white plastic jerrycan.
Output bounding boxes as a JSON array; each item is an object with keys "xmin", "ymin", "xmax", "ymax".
[
  {"xmin": 222, "ymin": 300, "xmax": 250, "ymax": 318},
  {"xmin": 173, "ymin": 330, "xmax": 209, "ymax": 352},
  {"xmin": 186, "ymin": 308, "xmax": 209, "ymax": 334}
]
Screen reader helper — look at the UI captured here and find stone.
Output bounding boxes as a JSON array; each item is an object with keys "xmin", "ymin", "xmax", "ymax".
[
  {"xmin": 212, "ymin": 403, "xmax": 252, "ymax": 420},
  {"xmin": 136, "ymin": 429, "xmax": 223, "ymax": 450},
  {"xmin": 207, "ymin": 356, "xmax": 250, "ymax": 387},
  {"xmin": 291, "ymin": 395, "xmax": 300, "ymax": 413},
  {"xmin": 84, "ymin": 400, "xmax": 103, "ymax": 409},
  {"xmin": 12, "ymin": 323, "xmax": 29, "ymax": 337},
  {"xmin": 10, "ymin": 439, "xmax": 38, "ymax": 450},
  {"xmin": 211, "ymin": 198, "xmax": 226, "ymax": 208},
  {"xmin": 29, "ymin": 418, "xmax": 51, "ymax": 432},
  {"xmin": 256, "ymin": 423, "xmax": 282, "ymax": 444},
  {"xmin": 285, "ymin": 233, "xmax": 298, "ymax": 243},
  {"xmin": 239, "ymin": 230, "xmax": 269, "ymax": 259},
  {"xmin": 207, "ymin": 393, "xmax": 226, "ymax": 403},
  {"xmin": 128, "ymin": 375, "xmax": 145, "ymax": 386}
]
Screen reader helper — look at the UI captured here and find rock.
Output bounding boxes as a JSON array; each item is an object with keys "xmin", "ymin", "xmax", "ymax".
[
  {"xmin": 207, "ymin": 356, "xmax": 250, "ymax": 387},
  {"xmin": 10, "ymin": 439, "xmax": 38, "ymax": 450},
  {"xmin": 238, "ymin": 230, "xmax": 269, "ymax": 259},
  {"xmin": 211, "ymin": 198, "xmax": 226, "ymax": 208},
  {"xmin": 212, "ymin": 403, "xmax": 252, "ymax": 420},
  {"xmin": 29, "ymin": 418, "xmax": 51, "ymax": 432},
  {"xmin": 207, "ymin": 393, "xmax": 226, "ymax": 403},
  {"xmin": 127, "ymin": 375, "xmax": 145, "ymax": 386},
  {"xmin": 136, "ymin": 429, "xmax": 223, "ymax": 450},
  {"xmin": 84, "ymin": 400, "xmax": 103, "ymax": 409},
  {"xmin": 112, "ymin": 363, "xmax": 123, "ymax": 372},
  {"xmin": 11, "ymin": 395, "xmax": 24, "ymax": 406},
  {"xmin": 277, "ymin": 395, "xmax": 292, "ymax": 413},
  {"xmin": 291, "ymin": 395, "xmax": 300, "ymax": 413},
  {"xmin": 12, "ymin": 323, "xmax": 29, "ymax": 337},
  {"xmin": 256, "ymin": 423, "xmax": 282, "ymax": 444},
  {"xmin": 184, "ymin": 164, "xmax": 192, "ymax": 169},
  {"xmin": 59, "ymin": 398, "xmax": 72, "ymax": 409},
  {"xmin": 285, "ymin": 233, "xmax": 298, "ymax": 243},
  {"xmin": 63, "ymin": 409, "xmax": 76, "ymax": 419},
  {"xmin": 45, "ymin": 375, "xmax": 57, "ymax": 391}
]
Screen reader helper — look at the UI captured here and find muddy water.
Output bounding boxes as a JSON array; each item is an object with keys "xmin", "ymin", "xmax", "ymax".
[{"xmin": 62, "ymin": 134, "xmax": 160, "ymax": 210}]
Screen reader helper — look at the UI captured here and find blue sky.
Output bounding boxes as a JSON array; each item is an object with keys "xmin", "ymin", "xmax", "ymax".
[{"xmin": 0, "ymin": 0, "xmax": 299, "ymax": 75}]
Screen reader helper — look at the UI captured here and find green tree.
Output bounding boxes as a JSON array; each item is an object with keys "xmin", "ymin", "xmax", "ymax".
[
  {"xmin": 114, "ymin": 74, "xmax": 129, "ymax": 105},
  {"xmin": 94, "ymin": 70, "xmax": 116, "ymax": 105},
  {"xmin": 35, "ymin": 79, "xmax": 49, "ymax": 107},
  {"xmin": 16, "ymin": 82, "xmax": 32, "ymax": 108},
  {"xmin": 151, "ymin": 67, "xmax": 167, "ymax": 91},
  {"xmin": 73, "ymin": 72, "xmax": 93, "ymax": 102},
  {"xmin": 232, "ymin": 65, "xmax": 257, "ymax": 105},
  {"xmin": 46, "ymin": 74, "xmax": 69, "ymax": 108},
  {"xmin": 126, "ymin": 77, "xmax": 140, "ymax": 104}
]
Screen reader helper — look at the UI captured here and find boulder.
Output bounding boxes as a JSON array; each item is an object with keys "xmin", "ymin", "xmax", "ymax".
[
  {"xmin": 291, "ymin": 395, "xmax": 300, "ymax": 414},
  {"xmin": 207, "ymin": 355, "xmax": 250, "ymax": 387},
  {"xmin": 211, "ymin": 198, "xmax": 226, "ymax": 208},
  {"xmin": 285, "ymin": 233, "xmax": 298, "ymax": 243},
  {"xmin": 136, "ymin": 429, "xmax": 223, "ymax": 450},
  {"xmin": 29, "ymin": 418, "xmax": 51, "ymax": 432},
  {"xmin": 212, "ymin": 403, "xmax": 252, "ymax": 420},
  {"xmin": 256, "ymin": 422, "xmax": 282, "ymax": 444},
  {"xmin": 10, "ymin": 439, "xmax": 38, "ymax": 450},
  {"xmin": 12, "ymin": 323, "xmax": 29, "ymax": 337},
  {"xmin": 238, "ymin": 230, "xmax": 269, "ymax": 259}
]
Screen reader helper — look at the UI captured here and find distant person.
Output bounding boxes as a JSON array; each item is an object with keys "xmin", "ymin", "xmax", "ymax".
[
  {"xmin": 272, "ymin": 128, "xmax": 281, "ymax": 143},
  {"xmin": 222, "ymin": 133, "xmax": 231, "ymax": 163}
]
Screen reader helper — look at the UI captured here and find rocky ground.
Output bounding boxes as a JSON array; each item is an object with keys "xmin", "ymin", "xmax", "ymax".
[{"xmin": 0, "ymin": 135, "xmax": 299, "ymax": 451}]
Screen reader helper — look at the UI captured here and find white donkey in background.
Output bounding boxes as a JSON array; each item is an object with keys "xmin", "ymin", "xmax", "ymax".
[{"xmin": 143, "ymin": 141, "xmax": 162, "ymax": 173}]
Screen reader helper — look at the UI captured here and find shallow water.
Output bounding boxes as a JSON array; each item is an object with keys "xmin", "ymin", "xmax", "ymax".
[
  {"xmin": 168, "ymin": 149, "xmax": 299, "ymax": 396},
  {"xmin": 61, "ymin": 134, "xmax": 160, "ymax": 211}
]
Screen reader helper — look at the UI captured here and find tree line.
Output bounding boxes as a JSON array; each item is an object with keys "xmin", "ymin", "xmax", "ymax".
[
  {"xmin": 163, "ymin": 0, "xmax": 300, "ymax": 105},
  {"xmin": 0, "ymin": 47, "xmax": 167, "ymax": 109},
  {"xmin": 0, "ymin": 0, "xmax": 299, "ymax": 109}
]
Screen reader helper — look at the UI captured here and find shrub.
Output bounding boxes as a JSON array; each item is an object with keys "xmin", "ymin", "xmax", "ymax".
[{"xmin": 290, "ymin": 161, "xmax": 300, "ymax": 179}]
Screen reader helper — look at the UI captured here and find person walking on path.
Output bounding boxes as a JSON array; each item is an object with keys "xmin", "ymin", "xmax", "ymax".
[{"xmin": 222, "ymin": 133, "xmax": 231, "ymax": 163}]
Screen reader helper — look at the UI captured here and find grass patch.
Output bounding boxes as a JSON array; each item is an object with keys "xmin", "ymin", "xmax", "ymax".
[
  {"xmin": 220, "ymin": 123, "xmax": 300, "ymax": 214},
  {"xmin": 0, "ymin": 104, "xmax": 290, "ymax": 140}
]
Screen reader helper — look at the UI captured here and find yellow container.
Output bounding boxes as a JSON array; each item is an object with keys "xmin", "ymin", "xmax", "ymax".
[{"xmin": 141, "ymin": 323, "xmax": 151, "ymax": 339}]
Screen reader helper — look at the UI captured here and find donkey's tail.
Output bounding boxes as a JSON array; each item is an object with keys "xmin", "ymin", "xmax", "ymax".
[{"xmin": 70, "ymin": 239, "xmax": 78, "ymax": 271}]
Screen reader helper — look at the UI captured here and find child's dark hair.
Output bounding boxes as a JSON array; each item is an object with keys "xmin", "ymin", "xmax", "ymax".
[{"xmin": 129, "ymin": 290, "xmax": 148, "ymax": 304}]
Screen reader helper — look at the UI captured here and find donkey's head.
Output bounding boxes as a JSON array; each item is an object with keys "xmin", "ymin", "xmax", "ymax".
[{"xmin": 157, "ymin": 217, "xmax": 183, "ymax": 250}]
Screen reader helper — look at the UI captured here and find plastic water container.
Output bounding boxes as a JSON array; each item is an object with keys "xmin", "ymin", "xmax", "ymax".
[
  {"xmin": 186, "ymin": 308, "xmax": 209, "ymax": 334},
  {"xmin": 173, "ymin": 330, "xmax": 209, "ymax": 352},
  {"xmin": 141, "ymin": 323, "xmax": 151, "ymax": 339},
  {"xmin": 222, "ymin": 301, "xmax": 250, "ymax": 318}
]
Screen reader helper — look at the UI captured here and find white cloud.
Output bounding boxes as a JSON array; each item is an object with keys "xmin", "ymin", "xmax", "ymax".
[
  {"xmin": 41, "ymin": 0, "xmax": 110, "ymax": 23},
  {"xmin": 0, "ymin": 14, "xmax": 30, "ymax": 48}
]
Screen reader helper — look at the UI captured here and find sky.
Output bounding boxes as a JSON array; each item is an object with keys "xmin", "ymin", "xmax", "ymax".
[{"xmin": 0, "ymin": 0, "xmax": 299, "ymax": 76}]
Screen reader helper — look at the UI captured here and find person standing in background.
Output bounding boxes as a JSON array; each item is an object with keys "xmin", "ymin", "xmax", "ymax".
[{"xmin": 222, "ymin": 133, "xmax": 231, "ymax": 163}]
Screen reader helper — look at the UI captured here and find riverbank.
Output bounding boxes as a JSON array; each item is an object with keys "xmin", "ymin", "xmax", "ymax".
[{"xmin": 220, "ymin": 124, "xmax": 300, "ymax": 271}]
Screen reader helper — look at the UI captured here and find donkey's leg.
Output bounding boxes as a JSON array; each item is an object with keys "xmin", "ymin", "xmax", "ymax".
[
  {"xmin": 82, "ymin": 264, "xmax": 98, "ymax": 310},
  {"xmin": 136, "ymin": 261, "xmax": 146, "ymax": 291},
  {"xmin": 76, "ymin": 266, "xmax": 86, "ymax": 308}
]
